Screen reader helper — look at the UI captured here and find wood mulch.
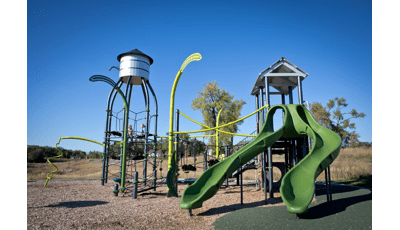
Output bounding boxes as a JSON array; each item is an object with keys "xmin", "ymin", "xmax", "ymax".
[{"xmin": 27, "ymin": 180, "xmax": 286, "ymax": 229}]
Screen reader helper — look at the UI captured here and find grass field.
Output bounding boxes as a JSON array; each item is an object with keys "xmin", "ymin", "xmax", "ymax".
[{"xmin": 28, "ymin": 147, "xmax": 372, "ymax": 188}]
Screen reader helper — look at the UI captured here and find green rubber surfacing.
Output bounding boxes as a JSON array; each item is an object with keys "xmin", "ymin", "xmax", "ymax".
[
  {"xmin": 179, "ymin": 104, "xmax": 341, "ymax": 214},
  {"xmin": 213, "ymin": 183, "xmax": 372, "ymax": 230}
]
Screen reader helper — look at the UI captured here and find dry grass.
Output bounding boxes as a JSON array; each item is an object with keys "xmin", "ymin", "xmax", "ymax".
[
  {"xmin": 28, "ymin": 147, "xmax": 372, "ymax": 187},
  {"xmin": 316, "ymin": 146, "xmax": 372, "ymax": 182},
  {"xmin": 28, "ymin": 159, "xmax": 104, "ymax": 181}
]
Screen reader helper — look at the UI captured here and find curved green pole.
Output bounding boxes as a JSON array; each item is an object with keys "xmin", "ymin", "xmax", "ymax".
[
  {"xmin": 89, "ymin": 75, "xmax": 129, "ymax": 192},
  {"xmin": 215, "ymin": 108, "xmax": 224, "ymax": 159},
  {"xmin": 167, "ymin": 53, "xmax": 202, "ymax": 197}
]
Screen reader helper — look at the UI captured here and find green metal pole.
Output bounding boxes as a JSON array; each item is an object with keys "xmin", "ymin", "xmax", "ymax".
[{"xmin": 90, "ymin": 75, "xmax": 129, "ymax": 192}]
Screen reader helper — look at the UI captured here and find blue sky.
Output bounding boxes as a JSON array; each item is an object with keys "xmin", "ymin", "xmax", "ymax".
[{"xmin": 27, "ymin": 0, "xmax": 372, "ymax": 153}]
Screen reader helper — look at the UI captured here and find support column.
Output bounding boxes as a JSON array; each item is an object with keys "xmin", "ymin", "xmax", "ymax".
[
  {"xmin": 120, "ymin": 76, "xmax": 132, "ymax": 184},
  {"xmin": 225, "ymin": 146, "xmax": 229, "ymax": 187},
  {"xmin": 267, "ymin": 147, "xmax": 273, "ymax": 198},
  {"xmin": 174, "ymin": 109, "xmax": 180, "ymax": 192},
  {"xmin": 147, "ymin": 81, "xmax": 158, "ymax": 191},
  {"xmin": 259, "ymin": 87, "xmax": 267, "ymax": 203},
  {"xmin": 204, "ymin": 146, "xmax": 208, "ymax": 171},
  {"xmin": 281, "ymin": 93, "xmax": 285, "ymax": 121},
  {"xmin": 141, "ymin": 78, "xmax": 150, "ymax": 186},
  {"xmin": 298, "ymin": 76, "xmax": 303, "ymax": 105},
  {"xmin": 240, "ymin": 165, "xmax": 243, "ymax": 205},
  {"xmin": 325, "ymin": 167, "xmax": 332, "ymax": 202},
  {"xmin": 255, "ymin": 94, "xmax": 261, "ymax": 190},
  {"xmin": 292, "ymin": 139, "xmax": 297, "ymax": 166},
  {"xmin": 262, "ymin": 150, "xmax": 267, "ymax": 203},
  {"xmin": 255, "ymin": 94, "xmax": 260, "ymax": 134},
  {"xmin": 102, "ymin": 79, "xmax": 122, "ymax": 185},
  {"xmin": 288, "ymin": 86, "xmax": 293, "ymax": 105},
  {"xmin": 264, "ymin": 77, "xmax": 273, "ymax": 199},
  {"xmin": 105, "ymin": 81, "xmax": 123, "ymax": 184},
  {"xmin": 133, "ymin": 171, "xmax": 138, "ymax": 199}
]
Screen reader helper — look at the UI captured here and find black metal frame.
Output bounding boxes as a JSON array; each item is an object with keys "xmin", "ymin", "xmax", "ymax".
[{"xmin": 100, "ymin": 77, "xmax": 159, "ymax": 200}]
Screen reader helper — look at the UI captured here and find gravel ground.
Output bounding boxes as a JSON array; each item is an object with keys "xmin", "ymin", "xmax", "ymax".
[{"xmin": 27, "ymin": 180, "xmax": 287, "ymax": 229}]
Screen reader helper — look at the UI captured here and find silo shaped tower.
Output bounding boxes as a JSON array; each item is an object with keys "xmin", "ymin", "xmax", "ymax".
[
  {"xmin": 117, "ymin": 49, "xmax": 154, "ymax": 85},
  {"xmin": 98, "ymin": 49, "xmax": 159, "ymax": 200}
]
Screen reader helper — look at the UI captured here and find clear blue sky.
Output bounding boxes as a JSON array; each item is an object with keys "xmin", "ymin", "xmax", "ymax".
[{"xmin": 27, "ymin": 0, "xmax": 372, "ymax": 153}]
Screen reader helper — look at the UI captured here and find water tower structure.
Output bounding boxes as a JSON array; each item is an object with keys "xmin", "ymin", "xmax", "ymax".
[{"xmin": 90, "ymin": 49, "xmax": 159, "ymax": 198}]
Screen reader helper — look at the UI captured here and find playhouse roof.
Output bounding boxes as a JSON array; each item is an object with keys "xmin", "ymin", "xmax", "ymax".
[
  {"xmin": 250, "ymin": 57, "xmax": 308, "ymax": 96},
  {"xmin": 117, "ymin": 49, "xmax": 154, "ymax": 65}
]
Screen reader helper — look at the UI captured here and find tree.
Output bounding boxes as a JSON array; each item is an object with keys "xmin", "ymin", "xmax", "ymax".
[
  {"xmin": 27, "ymin": 148, "xmax": 46, "ymax": 163},
  {"xmin": 191, "ymin": 81, "xmax": 246, "ymax": 152},
  {"xmin": 310, "ymin": 97, "xmax": 366, "ymax": 147}
]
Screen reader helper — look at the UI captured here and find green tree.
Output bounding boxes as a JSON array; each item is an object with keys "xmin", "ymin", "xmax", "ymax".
[
  {"xmin": 191, "ymin": 81, "xmax": 246, "ymax": 152},
  {"xmin": 310, "ymin": 97, "xmax": 366, "ymax": 147}
]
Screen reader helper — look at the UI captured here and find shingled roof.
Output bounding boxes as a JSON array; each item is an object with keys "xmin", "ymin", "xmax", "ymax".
[{"xmin": 117, "ymin": 49, "xmax": 153, "ymax": 65}]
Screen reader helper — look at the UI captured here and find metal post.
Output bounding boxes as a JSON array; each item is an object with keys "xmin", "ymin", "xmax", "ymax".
[
  {"xmin": 255, "ymin": 94, "xmax": 260, "ymax": 134},
  {"xmin": 240, "ymin": 165, "xmax": 243, "ymax": 205},
  {"xmin": 102, "ymin": 79, "xmax": 122, "ymax": 185},
  {"xmin": 225, "ymin": 146, "xmax": 229, "ymax": 187},
  {"xmin": 292, "ymin": 139, "xmax": 297, "ymax": 166},
  {"xmin": 281, "ymin": 94, "xmax": 288, "ymax": 175},
  {"xmin": 262, "ymin": 150, "xmax": 267, "ymax": 203},
  {"xmin": 328, "ymin": 165, "xmax": 332, "ymax": 202},
  {"xmin": 267, "ymin": 147, "xmax": 273, "ymax": 199},
  {"xmin": 297, "ymin": 76, "xmax": 303, "ymax": 105},
  {"xmin": 284, "ymin": 141, "xmax": 288, "ymax": 174},
  {"xmin": 281, "ymin": 93, "xmax": 285, "ymax": 122},
  {"xmin": 288, "ymin": 86, "xmax": 293, "ymax": 104},
  {"xmin": 259, "ymin": 87, "xmax": 265, "ymax": 125},
  {"xmin": 204, "ymin": 147, "xmax": 208, "ymax": 171},
  {"xmin": 325, "ymin": 168, "xmax": 330, "ymax": 202},
  {"xmin": 141, "ymin": 79, "xmax": 150, "ymax": 186},
  {"xmin": 264, "ymin": 77, "xmax": 273, "ymax": 199},
  {"xmin": 105, "ymin": 81, "xmax": 123, "ymax": 184},
  {"xmin": 114, "ymin": 183, "xmax": 119, "ymax": 196},
  {"xmin": 133, "ymin": 171, "xmax": 138, "ymax": 199},
  {"xmin": 259, "ymin": 87, "xmax": 267, "ymax": 202},
  {"xmin": 120, "ymin": 76, "xmax": 132, "ymax": 183},
  {"xmin": 264, "ymin": 77, "xmax": 270, "ymax": 109},
  {"xmin": 302, "ymin": 137, "xmax": 307, "ymax": 159},
  {"xmin": 147, "ymin": 81, "xmax": 158, "ymax": 191},
  {"xmin": 153, "ymin": 169, "xmax": 157, "ymax": 191},
  {"xmin": 254, "ymin": 94, "xmax": 263, "ymax": 191},
  {"xmin": 175, "ymin": 109, "xmax": 180, "ymax": 192}
]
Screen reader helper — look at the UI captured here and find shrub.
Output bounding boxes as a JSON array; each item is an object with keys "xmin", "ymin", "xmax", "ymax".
[{"xmin": 27, "ymin": 148, "xmax": 46, "ymax": 163}]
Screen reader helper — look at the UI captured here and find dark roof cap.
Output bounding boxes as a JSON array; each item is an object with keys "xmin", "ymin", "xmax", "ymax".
[{"xmin": 117, "ymin": 49, "xmax": 153, "ymax": 64}]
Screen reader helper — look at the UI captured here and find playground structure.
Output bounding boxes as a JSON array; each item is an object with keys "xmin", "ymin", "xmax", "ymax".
[
  {"xmin": 44, "ymin": 51, "xmax": 341, "ymax": 218},
  {"xmin": 94, "ymin": 49, "xmax": 165, "ymax": 198},
  {"xmin": 46, "ymin": 49, "xmax": 166, "ymax": 198},
  {"xmin": 165, "ymin": 56, "xmax": 341, "ymax": 218}
]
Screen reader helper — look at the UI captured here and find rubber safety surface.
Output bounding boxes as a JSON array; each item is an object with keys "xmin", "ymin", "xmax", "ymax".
[{"xmin": 213, "ymin": 183, "xmax": 371, "ymax": 230}]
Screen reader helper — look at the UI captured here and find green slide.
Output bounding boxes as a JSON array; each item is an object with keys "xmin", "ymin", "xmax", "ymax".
[
  {"xmin": 279, "ymin": 104, "xmax": 341, "ymax": 214},
  {"xmin": 179, "ymin": 104, "xmax": 341, "ymax": 214}
]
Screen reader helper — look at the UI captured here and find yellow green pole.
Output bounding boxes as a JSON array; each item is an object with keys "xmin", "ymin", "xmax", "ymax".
[
  {"xmin": 216, "ymin": 108, "xmax": 224, "ymax": 159},
  {"xmin": 45, "ymin": 136, "xmax": 106, "ymax": 187},
  {"xmin": 167, "ymin": 53, "xmax": 202, "ymax": 197}
]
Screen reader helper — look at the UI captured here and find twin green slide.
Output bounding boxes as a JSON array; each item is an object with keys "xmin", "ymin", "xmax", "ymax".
[{"xmin": 176, "ymin": 104, "xmax": 341, "ymax": 214}]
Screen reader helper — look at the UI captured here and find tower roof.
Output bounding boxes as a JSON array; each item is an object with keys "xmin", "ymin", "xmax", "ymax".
[
  {"xmin": 117, "ymin": 49, "xmax": 153, "ymax": 65},
  {"xmin": 250, "ymin": 57, "xmax": 308, "ymax": 95}
]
